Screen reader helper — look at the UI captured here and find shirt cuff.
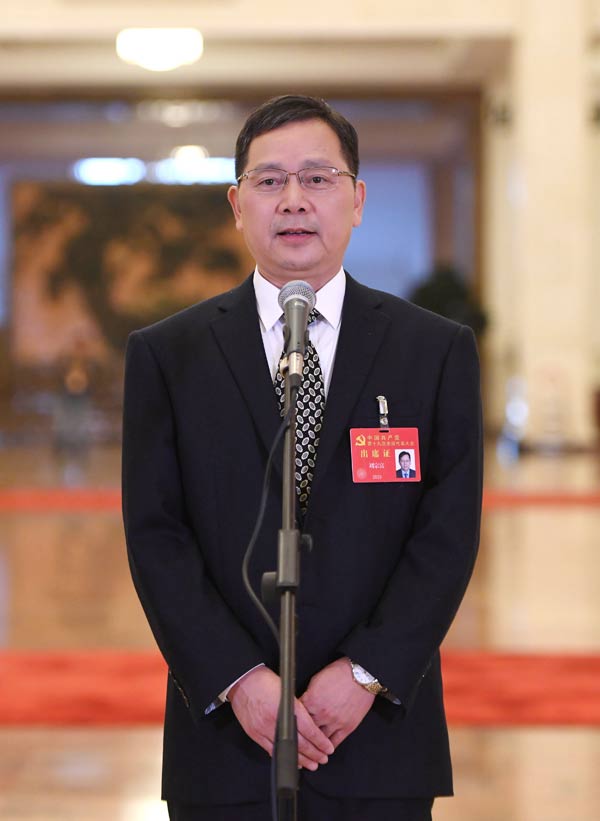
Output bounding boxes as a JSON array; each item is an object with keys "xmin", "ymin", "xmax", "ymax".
[{"xmin": 204, "ymin": 663, "xmax": 265, "ymax": 715}]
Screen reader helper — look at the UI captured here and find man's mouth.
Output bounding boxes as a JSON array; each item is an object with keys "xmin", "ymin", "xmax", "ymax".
[{"xmin": 277, "ymin": 229, "xmax": 316, "ymax": 236}]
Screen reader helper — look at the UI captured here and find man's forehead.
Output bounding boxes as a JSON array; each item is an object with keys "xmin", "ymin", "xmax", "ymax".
[{"xmin": 244, "ymin": 119, "xmax": 345, "ymax": 166}]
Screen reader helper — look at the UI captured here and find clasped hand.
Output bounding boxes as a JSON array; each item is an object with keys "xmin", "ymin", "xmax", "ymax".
[{"xmin": 228, "ymin": 658, "xmax": 375, "ymax": 770}]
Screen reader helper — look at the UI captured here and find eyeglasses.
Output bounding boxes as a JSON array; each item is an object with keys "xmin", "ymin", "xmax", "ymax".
[{"xmin": 236, "ymin": 166, "xmax": 356, "ymax": 193}]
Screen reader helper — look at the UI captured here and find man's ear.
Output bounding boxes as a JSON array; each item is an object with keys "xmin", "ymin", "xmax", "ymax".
[
  {"xmin": 227, "ymin": 185, "xmax": 243, "ymax": 230},
  {"xmin": 352, "ymin": 180, "xmax": 366, "ymax": 228}
]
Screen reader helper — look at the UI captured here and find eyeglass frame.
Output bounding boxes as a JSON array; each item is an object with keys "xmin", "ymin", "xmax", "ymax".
[{"xmin": 236, "ymin": 165, "xmax": 357, "ymax": 191}]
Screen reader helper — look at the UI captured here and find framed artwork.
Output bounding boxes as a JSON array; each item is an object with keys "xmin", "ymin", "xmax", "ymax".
[{"xmin": 11, "ymin": 181, "xmax": 252, "ymax": 366}]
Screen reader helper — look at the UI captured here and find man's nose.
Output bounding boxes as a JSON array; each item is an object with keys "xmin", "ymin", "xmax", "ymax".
[{"xmin": 278, "ymin": 173, "xmax": 308, "ymax": 211}]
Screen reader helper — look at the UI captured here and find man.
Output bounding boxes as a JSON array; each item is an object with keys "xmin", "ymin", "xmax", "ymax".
[
  {"xmin": 396, "ymin": 451, "xmax": 417, "ymax": 479},
  {"xmin": 122, "ymin": 95, "xmax": 483, "ymax": 820}
]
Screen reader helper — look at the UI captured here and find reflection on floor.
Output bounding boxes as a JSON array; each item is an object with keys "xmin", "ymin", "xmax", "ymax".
[
  {"xmin": 0, "ymin": 445, "xmax": 598, "ymax": 820},
  {"xmin": 1, "ymin": 727, "xmax": 598, "ymax": 821}
]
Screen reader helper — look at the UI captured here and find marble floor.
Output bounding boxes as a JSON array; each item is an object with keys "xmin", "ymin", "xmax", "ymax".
[{"xmin": 0, "ymin": 444, "xmax": 598, "ymax": 820}]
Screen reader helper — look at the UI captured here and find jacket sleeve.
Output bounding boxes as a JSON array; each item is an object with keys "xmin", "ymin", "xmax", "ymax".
[
  {"xmin": 338, "ymin": 324, "xmax": 483, "ymax": 711},
  {"xmin": 122, "ymin": 330, "xmax": 265, "ymax": 722}
]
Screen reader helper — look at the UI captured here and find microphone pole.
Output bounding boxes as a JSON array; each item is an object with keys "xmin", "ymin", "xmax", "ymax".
[{"xmin": 262, "ymin": 280, "xmax": 315, "ymax": 821}]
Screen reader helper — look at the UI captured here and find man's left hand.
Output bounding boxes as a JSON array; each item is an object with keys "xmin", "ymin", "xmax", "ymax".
[{"xmin": 299, "ymin": 657, "xmax": 375, "ymax": 749}]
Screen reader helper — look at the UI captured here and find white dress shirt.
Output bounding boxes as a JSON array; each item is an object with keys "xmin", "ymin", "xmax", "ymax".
[{"xmin": 253, "ymin": 266, "xmax": 346, "ymax": 396}]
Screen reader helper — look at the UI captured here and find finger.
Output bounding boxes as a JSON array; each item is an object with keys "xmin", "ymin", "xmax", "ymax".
[
  {"xmin": 297, "ymin": 730, "xmax": 330, "ymax": 765},
  {"xmin": 328, "ymin": 728, "xmax": 348, "ymax": 749},
  {"xmin": 297, "ymin": 731, "xmax": 330, "ymax": 764},
  {"xmin": 236, "ymin": 716, "xmax": 276, "ymax": 750},
  {"xmin": 258, "ymin": 736, "xmax": 274, "ymax": 757},
  {"xmin": 295, "ymin": 703, "xmax": 335, "ymax": 755},
  {"xmin": 298, "ymin": 752, "xmax": 320, "ymax": 771},
  {"xmin": 246, "ymin": 732, "xmax": 274, "ymax": 756},
  {"xmin": 310, "ymin": 717, "xmax": 344, "ymax": 738}
]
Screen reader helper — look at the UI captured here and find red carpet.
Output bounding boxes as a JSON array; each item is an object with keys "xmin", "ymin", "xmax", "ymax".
[
  {"xmin": 441, "ymin": 651, "xmax": 600, "ymax": 725},
  {"xmin": 0, "ymin": 650, "xmax": 598, "ymax": 727},
  {"xmin": 1, "ymin": 487, "xmax": 599, "ymax": 512},
  {"xmin": 0, "ymin": 488, "xmax": 122, "ymax": 512}
]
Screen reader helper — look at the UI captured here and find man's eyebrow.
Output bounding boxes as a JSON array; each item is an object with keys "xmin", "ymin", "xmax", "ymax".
[
  {"xmin": 248, "ymin": 158, "xmax": 337, "ymax": 171},
  {"xmin": 249, "ymin": 163, "xmax": 286, "ymax": 171}
]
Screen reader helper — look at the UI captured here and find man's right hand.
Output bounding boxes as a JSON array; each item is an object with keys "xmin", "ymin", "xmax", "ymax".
[{"xmin": 228, "ymin": 666, "xmax": 334, "ymax": 771}]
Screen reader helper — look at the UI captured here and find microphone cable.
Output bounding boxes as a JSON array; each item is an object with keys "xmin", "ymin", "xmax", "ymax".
[{"xmin": 241, "ymin": 397, "xmax": 298, "ymax": 645}]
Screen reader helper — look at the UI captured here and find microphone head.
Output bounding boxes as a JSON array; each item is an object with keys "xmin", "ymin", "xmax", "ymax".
[{"xmin": 278, "ymin": 280, "xmax": 316, "ymax": 312}]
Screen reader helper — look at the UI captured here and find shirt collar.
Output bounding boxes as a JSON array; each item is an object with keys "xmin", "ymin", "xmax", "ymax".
[{"xmin": 253, "ymin": 267, "xmax": 346, "ymax": 332}]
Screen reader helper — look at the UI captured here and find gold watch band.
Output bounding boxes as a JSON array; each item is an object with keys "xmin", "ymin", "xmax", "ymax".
[
  {"xmin": 364, "ymin": 679, "xmax": 388, "ymax": 696},
  {"xmin": 350, "ymin": 660, "xmax": 388, "ymax": 696}
]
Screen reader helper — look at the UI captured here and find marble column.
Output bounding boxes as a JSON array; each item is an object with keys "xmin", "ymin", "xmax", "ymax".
[{"xmin": 510, "ymin": 0, "xmax": 595, "ymax": 447}]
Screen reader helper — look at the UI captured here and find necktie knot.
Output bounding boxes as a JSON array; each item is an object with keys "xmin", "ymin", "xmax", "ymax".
[{"xmin": 279, "ymin": 308, "xmax": 320, "ymax": 326}]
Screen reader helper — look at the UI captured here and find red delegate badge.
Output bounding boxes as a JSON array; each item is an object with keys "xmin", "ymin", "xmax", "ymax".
[{"xmin": 350, "ymin": 428, "xmax": 421, "ymax": 483}]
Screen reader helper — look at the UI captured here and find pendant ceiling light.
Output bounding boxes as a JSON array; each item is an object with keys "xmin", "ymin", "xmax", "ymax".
[{"xmin": 116, "ymin": 28, "xmax": 204, "ymax": 72}]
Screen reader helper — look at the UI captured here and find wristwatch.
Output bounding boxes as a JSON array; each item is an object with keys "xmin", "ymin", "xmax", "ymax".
[{"xmin": 349, "ymin": 660, "xmax": 388, "ymax": 696}]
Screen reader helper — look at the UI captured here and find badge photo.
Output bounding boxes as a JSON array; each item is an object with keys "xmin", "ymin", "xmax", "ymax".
[{"xmin": 395, "ymin": 448, "xmax": 417, "ymax": 480}]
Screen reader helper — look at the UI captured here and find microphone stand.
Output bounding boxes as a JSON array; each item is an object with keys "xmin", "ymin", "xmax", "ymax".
[
  {"xmin": 262, "ymin": 285, "xmax": 315, "ymax": 820},
  {"xmin": 278, "ymin": 359, "xmax": 300, "ymax": 821},
  {"xmin": 262, "ymin": 355, "xmax": 302, "ymax": 821}
]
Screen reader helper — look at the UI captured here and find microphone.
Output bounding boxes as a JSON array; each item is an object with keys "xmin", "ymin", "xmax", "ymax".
[{"xmin": 278, "ymin": 280, "xmax": 316, "ymax": 384}]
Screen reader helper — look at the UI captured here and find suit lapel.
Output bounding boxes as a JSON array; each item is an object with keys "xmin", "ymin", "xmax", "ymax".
[
  {"xmin": 210, "ymin": 277, "xmax": 283, "ymax": 464},
  {"xmin": 310, "ymin": 275, "xmax": 390, "ymax": 502}
]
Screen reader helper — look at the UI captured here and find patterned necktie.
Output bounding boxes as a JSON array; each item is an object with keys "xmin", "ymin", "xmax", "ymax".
[{"xmin": 274, "ymin": 309, "xmax": 325, "ymax": 513}]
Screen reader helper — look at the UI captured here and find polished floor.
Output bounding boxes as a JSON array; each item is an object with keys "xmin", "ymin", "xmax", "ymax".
[{"xmin": 0, "ymin": 444, "xmax": 599, "ymax": 820}]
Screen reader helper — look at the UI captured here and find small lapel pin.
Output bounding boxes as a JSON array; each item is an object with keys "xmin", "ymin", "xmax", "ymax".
[{"xmin": 376, "ymin": 395, "xmax": 389, "ymax": 432}]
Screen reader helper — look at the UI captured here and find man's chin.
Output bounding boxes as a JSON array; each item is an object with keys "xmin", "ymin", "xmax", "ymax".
[{"xmin": 257, "ymin": 255, "xmax": 341, "ymax": 288}]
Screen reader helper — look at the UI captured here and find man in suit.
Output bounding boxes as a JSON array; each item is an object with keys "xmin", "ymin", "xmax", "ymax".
[
  {"xmin": 396, "ymin": 451, "xmax": 417, "ymax": 479},
  {"xmin": 122, "ymin": 95, "xmax": 483, "ymax": 820}
]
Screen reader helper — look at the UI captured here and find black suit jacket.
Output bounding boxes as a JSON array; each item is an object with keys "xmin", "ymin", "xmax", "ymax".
[
  {"xmin": 122, "ymin": 273, "xmax": 483, "ymax": 805},
  {"xmin": 396, "ymin": 468, "xmax": 417, "ymax": 478}
]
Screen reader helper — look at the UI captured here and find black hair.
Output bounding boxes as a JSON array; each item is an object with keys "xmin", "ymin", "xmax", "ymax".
[{"xmin": 234, "ymin": 95, "xmax": 359, "ymax": 179}]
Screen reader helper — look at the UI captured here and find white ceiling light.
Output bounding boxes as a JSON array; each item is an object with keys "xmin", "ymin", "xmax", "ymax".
[
  {"xmin": 149, "ymin": 156, "xmax": 236, "ymax": 185},
  {"xmin": 72, "ymin": 158, "xmax": 146, "ymax": 186},
  {"xmin": 170, "ymin": 145, "xmax": 209, "ymax": 162},
  {"xmin": 116, "ymin": 28, "xmax": 204, "ymax": 72}
]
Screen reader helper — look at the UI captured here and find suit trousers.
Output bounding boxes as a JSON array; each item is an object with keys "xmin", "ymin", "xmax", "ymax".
[{"xmin": 168, "ymin": 783, "xmax": 435, "ymax": 821}]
